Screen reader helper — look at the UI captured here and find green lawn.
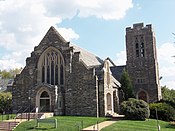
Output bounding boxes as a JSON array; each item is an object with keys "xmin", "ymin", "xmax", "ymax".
[
  {"xmin": 101, "ymin": 119, "xmax": 175, "ymax": 131},
  {"xmin": 14, "ymin": 116, "xmax": 109, "ymax": 131},
  {"xmin": 0, "ymin": 114, "xmax": 16, "ymax": 121}
]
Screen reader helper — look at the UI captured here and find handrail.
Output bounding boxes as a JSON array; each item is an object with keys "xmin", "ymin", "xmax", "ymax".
[
  {"xmin": 14, "ymin": 107, "xmax": 23, "ymax": 121},
  {"xmin": 20, "ymin": 106, "xmax": 29, "ymax": 120},
  {"xmin": 29, "ymin": 107, "xmax": 37, "ymax": 120},
  {"xmin": 31, "ymin": 107, "xmax": 36, "ymax": 113},
  {"xmin": 39, "ymin": 106, "xmax": 46, "ymax": 112},
  {"xmin": 16, "ymin": 107, "xmax": 23, "ymax": 114},
  {"xmin": 22, "ymin": 106, "xmax": 29, "ymax": 113}
]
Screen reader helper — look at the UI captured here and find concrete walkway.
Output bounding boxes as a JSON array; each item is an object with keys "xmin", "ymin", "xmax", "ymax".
[{"xmin": 82, "ymin": 120, "xmax": 117, "ymax": 131}]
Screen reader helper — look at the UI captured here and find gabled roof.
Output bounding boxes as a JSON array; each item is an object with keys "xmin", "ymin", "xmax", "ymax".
[
  {"xmin": 38, "ymin": 26, "xmax": 103, "ymax": 68},
  {"xmin": 71, "ymin": 44, "xmax": 103, "ymax": 68},
  {"xmin": 49, "ymin": 26, "xmax": 67, "ymax": 43},
  {"xmin": 106, "ymin": 57, "xmax": 116, "ymax": 67},
  {"xmin": 38, "ymin": 26, "xmax": 68, "ymax": 47},
  {"xmin": 110, "ymin": 65, "xmax": 126, "ymax": 81}
]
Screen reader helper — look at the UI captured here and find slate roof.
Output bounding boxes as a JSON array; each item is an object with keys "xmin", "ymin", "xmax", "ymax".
[
  {"xmin": 0, "ymin": 79, "xmax": 14, "ymax": 92},
  {"xmin": 110, "ymin": 65, "xmax": 126, "ymax": 81},
  {"xmin": 71, "ymin": 44, "xmax": 103, "ymax": 68}
]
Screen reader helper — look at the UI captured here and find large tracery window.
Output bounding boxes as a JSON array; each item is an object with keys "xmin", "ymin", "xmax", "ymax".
[{"xmin": 40, "ymin": 49, "xmax": 64, "ymax": 85}]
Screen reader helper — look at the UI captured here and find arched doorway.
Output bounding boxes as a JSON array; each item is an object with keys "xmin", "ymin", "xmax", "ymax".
[
  {"xmin": 106, "ymin": 93, "xmax": 112, "ymax": 110},
  {"xmin": 138, "ymin": 90, "xmax": 148, "ymax": 102},
  {"xmin": 40, "ymin": 91, "xmax": 50, "ymax": 112}
]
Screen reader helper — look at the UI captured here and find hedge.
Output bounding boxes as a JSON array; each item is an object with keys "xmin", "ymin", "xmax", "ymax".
[{"xmin": 149, "ymin": 102, "xmax": 175, "ymax": 121}]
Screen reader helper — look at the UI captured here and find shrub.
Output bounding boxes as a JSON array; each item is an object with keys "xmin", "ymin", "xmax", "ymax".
[
  {"xmin": 149, "ymin": 102, "xmax": 175, "ymax": 121},
  {"xmin": 0, "ymin": 92, "xmax": 12, "ymax": 113},
  {"xmin": 121, "ymin": 98, "xmax": 150, "ymax": 120}
]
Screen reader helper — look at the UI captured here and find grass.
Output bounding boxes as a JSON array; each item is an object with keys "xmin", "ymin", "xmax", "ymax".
[
  {"xmin": 0, "ymin": 114, "xmax": 16, "ymax": 121},
  {"xmin": 101, "ymin": 119, "xmax": 175, "ymax": 131},
  {"xmin": 14, "ymin": 116, "xmax": 110, "ymax": 131}
]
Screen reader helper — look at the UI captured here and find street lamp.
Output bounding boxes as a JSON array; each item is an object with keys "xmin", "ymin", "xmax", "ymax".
[
  {"xmin": 27, "ymin": 69, "xmax": 33, "ymax": 121},
  {"xmin": 28, "ymin": 96, "xmax": 31, "ymax": 121},
  {"xmin": 7, "ymin": 97, "xmax": 9, "ymax": 120}
]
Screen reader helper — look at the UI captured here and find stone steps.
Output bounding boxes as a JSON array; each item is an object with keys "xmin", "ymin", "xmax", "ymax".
[
  {"xmin": 0, "ymin": 112, "xmax": 54, "ymax": 130},
  {"xmin": 0, "ymin": 121, "xmax": 19, "ymax": 131},
  {"xmin": 15, "ymin": 113, "xmax": 44, "ymax": 119}
]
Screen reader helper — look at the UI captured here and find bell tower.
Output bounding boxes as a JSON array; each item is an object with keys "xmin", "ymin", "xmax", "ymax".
[{"xmin": 125, "ymin": 23, "xmax": 162, "ymax": 103}]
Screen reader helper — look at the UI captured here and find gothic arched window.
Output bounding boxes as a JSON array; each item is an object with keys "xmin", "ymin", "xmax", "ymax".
[{"xmin": 40, "ymin": 49, "xmax": 64, "ymax": 85}]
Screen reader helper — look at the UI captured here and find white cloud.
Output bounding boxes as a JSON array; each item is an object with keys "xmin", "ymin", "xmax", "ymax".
[
  {"xmin": 0, "ymin": 0, "xmax": 80, "ymax": 69},
  {"xmin": 58, "ymin": 28, "xmax": 80, "ymax": 41},
  {"xmin": 157, "ymin": 43, "xmax": 175, "ymax": 89},
  {"xmin": 44, "ymin": 0, "xmax": 133, "ymax": 20},
  {"xmin": 0, "ymin": 0, "xmax": 133, "ymax": 70},
  {"xmin": 115, "ymin": 50, "xmax": 126, "ymax": 65},
  {"xmin": 0, "ymin": 59, "xmax": 23, "ymax": 70},
  {"xmin": 79, "ymin": 0, "xmax": 133, "ymax": 20},
  {"xmin": 0, "ymin": 51, "xmax": 28, "ymax": 70}
]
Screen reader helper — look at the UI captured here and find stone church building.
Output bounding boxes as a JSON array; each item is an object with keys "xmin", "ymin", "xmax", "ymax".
[{"xmin": 12, "ymin": 23, "xmax": 161, "ymax": 116}]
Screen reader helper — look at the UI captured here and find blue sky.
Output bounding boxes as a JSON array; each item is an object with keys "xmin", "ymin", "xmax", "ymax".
[{"xmin": 0, "ymin": 0, "xmax": 175, "ymax": 89}]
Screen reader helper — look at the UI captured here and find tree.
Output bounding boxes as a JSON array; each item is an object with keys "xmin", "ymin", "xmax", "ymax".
[
  {"xmin": 161, "ymin": 86, "xmax": 175, "ymax": 103},
  {"xmin": 120, "ymin": 69, "xmax": 134, "ymax": 100},
  {"xmin": 0, "ymin": 70, "xmax": 11, "ymax": 79},
  {"xmin": 0, "ymin": 92, "xmax": 12, "ymax": 114},
  {"xmin": 0, "ymin": 68, "xmax": 22, "ymax": 79}
]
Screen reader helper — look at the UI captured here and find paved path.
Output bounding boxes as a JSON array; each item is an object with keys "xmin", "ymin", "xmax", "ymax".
[{"xmin": 82, "ymin": 120, "xmax": 116, "ymax": 131}]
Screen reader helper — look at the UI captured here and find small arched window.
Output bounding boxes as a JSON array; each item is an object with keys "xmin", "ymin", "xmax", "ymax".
[{"xmin": 107, "ymin": 93, "xmax": 112, "ymax": 110}]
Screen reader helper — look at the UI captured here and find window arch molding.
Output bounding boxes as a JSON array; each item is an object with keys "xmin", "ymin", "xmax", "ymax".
[{"xmin": 37, "ymin": 47, "xmax": 65, "ymax": 85}]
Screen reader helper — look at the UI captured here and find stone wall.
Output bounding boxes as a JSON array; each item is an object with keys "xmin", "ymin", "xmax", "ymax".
[
  {"xmin": 12, "ymin": 27, "xmax": 100, "ymax": 116},
  {"xmin": 65, "ymin": 52, "xmax": 98, "ymax": 116},
  {"xmin": 12, "ymin": 27, "xmax": 71, "ymax": 113}
]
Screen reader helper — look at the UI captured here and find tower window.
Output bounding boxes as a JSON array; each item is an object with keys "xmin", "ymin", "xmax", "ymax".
[
  {"xmin": 140, "ymin": 42, "xmax": 145, "ymax": 57},
  {"xmin": 141, "ymin": 43, "xmax": 144, "ymax": 48},
  {"xmin": 136, "ymin": 50, "xmax": 139, "ymax": 57},
  {"xmin": 141, "ymin": 49, "xmax": 144, "ymax": 57},
  {"xmin": 136, "ymin": 43, "xmax": 139, "ymax": 49},
  {"xmin": 135, "ymin": 36, "xmax": 145, "ymax": 58},
  {"xmin": 137, "ymin": 78, "xmax": 145, "ymax": 84},
  {"xmin": 135, "ymin": 42, "xmax": 139, "ymax": 57},
  {"xmin": 135, "ymin": 36, "xmax": 139, "ymax": 58}
]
